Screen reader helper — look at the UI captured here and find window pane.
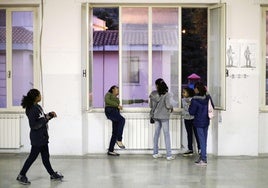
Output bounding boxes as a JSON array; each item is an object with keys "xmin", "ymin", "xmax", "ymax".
[
  {"xmin": 92, "ymin": 8, "xmax": 119, "ymax": 108},
  {"xmin": 122, "ymin": 7, "xmax": 149, "ymax": 107},
  {"xmin": 182, "ymin": 9, "xmax": 207, "ymax": 89},
  {"xmin": 12, "ymin": 11, "xmax": 34, "ymax": 106},
  {"xmin": 209, "ymin": 7, "xmax": 223, "ymax": 108},
  {"xmin": 152, "ymin": 8, "xmax": 179, "ymax": 108},
  {"xmin": 0, "ymin": 9, "xmax": 6, "ymax": 108}
]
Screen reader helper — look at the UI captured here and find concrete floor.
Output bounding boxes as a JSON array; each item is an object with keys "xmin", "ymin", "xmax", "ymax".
[{"xmin": 1, "ymin": 153, "xmax": 268, "ymax": 188}]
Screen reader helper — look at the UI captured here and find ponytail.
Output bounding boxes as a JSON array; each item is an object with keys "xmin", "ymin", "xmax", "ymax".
[{"xmin": 21, "ymin": 89, "xmax": 40, "ymax": 109}]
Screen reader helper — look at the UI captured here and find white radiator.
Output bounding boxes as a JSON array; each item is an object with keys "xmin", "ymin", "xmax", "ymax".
[
  {"xmin": 105, "ymin": 113, "xmax": 181, "ymax": 150},
  {"xmin": 0, "ymin": 114, "xmax": 21, "ymax": 149}
]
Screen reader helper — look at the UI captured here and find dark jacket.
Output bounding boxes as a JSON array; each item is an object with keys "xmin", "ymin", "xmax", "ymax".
[
  {"xmin": 26, "ymin": 104, "xmax": 50, "ymax": 146},
  {"xmin": 189, "ymin": 95, "xmax": 210, "ymax": 128}
]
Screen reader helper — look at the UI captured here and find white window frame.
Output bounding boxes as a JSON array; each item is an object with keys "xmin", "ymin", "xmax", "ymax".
[
  {"xmin": 0, "ymin": 6, "xmax": 40, "ymax": 112},
  {"xmin": 208, "ymin": 3, "xmax": 226, "ymax": 110},
  {"xmin": 261, "ymin": 6, "xmax": 268, "ymax": 111},
  {"xmin": 82, "ymin": 3, "xmax": 226, "ymax": 112}
]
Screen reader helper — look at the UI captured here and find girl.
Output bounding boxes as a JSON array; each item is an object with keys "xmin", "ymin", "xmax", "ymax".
[
  {"xmin": 182, "ymin": 87, "xmax": 200, "ymax": 156},
  {"xmin": 149, "ymin": 78, "xmax": 175, "ymax": 160},
  {"xmin": 189, "ymin": 82, "xmax": 213, "ymax": 166},
  {"xmin": 104, "ymin": 85, "xmax": 126, "ymax": 156},
  {"xmin": 17, "ymin": 89, "xmax": 63, "ymax": 185}
]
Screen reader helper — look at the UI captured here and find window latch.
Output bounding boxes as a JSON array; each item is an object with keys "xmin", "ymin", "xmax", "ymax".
[
  {"xmin": 7, "ymin": 70, "xmax": 11, "ymax": 78},
  {"xmin": 82, "ymin": 69, "xmax": 87, "ymax": 77}
]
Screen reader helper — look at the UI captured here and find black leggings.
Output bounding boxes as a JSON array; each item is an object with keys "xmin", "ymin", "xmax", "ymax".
[{"xmin": 19, "ymin": 144, "xmax": 55, "ymax": 176}]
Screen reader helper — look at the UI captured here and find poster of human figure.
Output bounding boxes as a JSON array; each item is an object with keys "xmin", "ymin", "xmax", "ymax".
[
  {"xmin": 240, "ymin": 42, "xmax": 256, "ymax": 68},
  {"xmin": 226, "ymin": 39, "xmax": 257, "ymax": 68},
  {"xmin": 226, "ymin": 40, "xmax": 240, "ymax": 67}
]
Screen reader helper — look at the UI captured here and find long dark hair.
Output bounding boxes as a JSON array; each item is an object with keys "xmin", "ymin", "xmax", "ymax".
[
  {"xmin": 194, "ymin": 82, "xmax": 207, "ymax": 96},
  {"xmin": 156, "ymin": 78, "xmax": 168, "ymax": 95},
  {"xmin": 21, "ymin": 89, "xmax": 40, "ymax": 109}
]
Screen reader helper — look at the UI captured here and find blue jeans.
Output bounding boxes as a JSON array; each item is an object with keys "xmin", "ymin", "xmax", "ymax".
[
  {"xmin": 153, "ymin": 119, "xmax": 172, "ymax": 157},
  {"xmin": 105, "ymin": 107, "xmax": 125, "ymax": 152},
  {"xmin": 196, "ymin": 126, "xmax": 209, "ymax": 161}
]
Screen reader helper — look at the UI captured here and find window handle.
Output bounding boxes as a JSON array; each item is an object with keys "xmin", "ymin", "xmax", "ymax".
[
  {"xmin": 7, "ymin": 70, "xmax": 11, "ymax": 78},
  {"xmin": 82, "ymin": 69, "xmax": 87, "ymax": 77}
]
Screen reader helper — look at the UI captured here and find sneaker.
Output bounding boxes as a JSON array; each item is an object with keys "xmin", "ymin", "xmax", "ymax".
[
  {"xmin": 116, "ymin": 141, "xmax": 126, "ymax": 149},
  {"xmin": 16, "ymin": 174, "xmax": 31, "ymax": 185},
  {"xmin": 107, "ymin": 151, "xmax": 120, "ymax": 156},
  {"xmin": 152, "ymin": 153, "xmax": 163, "ymax": 159},
  {"xmin": 195, "ymin": 160, "xmax": 207, "ymax": 166},
  {"xmin": 166, "ymin": 156, "xmax": 175, "ymax": 161},
  {"xmin": 183, "ymin": 150, "xmax": 193, "ymax": 157},
  {"xmin": 50, "ymin": 171, "xmax": 64, "ymax": 180}
]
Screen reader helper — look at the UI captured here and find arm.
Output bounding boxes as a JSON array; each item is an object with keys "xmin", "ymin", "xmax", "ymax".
[
  {"xmin": 27, "ymin": 106, "xmax": 49, "ymax": 130},
  {"xmin": 165, "ymin": 93, "xmax": 173, "ymax": 112}
]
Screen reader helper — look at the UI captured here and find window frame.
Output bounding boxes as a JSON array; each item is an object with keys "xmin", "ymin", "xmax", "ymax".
[
  {"xmin": 82, "ymin": 3, "xmax": 226, "ymax": 112},
  {"xmin": 261, "ymin": 6, "xmax": 268, "ymax": 111},
  {"xmin": 0, "ymin": 6, "xmax": 40, "ymax": 112},
  {"xmin": 208, "ymin": 3, "xmax": 226, "ymax": 110}
]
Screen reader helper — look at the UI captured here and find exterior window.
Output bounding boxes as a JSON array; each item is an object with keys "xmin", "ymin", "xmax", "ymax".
[
  {"xmin": 88, "ymin": 6, "xmax": 219, "ymax": 109},
  {"xmin": 152, "ymin": 8, "xmax": 179, "ymax": 108},
  {"xmin": 0, "ymin": 8, "xmax": 39, "ymax": 110},
  {"xmin": 121, "ymin": 7, "xmax": 149, "ymax": 107},
  {"xmin": 122, "ymin": 56, "xmax": 140, "ymax": 84},
  {"xmin": 92, "ymin": 8, "xmax": 119, "ymax": 108},
  {"xmin": 0, "ymin": 9, "xmax": 7, "ymax": 108}
]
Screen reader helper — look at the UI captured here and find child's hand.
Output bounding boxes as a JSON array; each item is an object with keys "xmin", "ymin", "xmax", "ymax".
[
  {"xmin": 49, "ymin": 111, "xmax": 57, "ymax": 118},
  {"xmin": 118, "ymin": 105, "xmax": 123, "ymax": 110}
]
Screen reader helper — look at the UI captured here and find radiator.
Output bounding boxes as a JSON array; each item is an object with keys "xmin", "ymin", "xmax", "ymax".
[
  {"xmin": 0, "ymin": 114, "xmax": 21, "ymax": 149},
  {"xmin": 105, "ymin": 113, "xmax": 181, "ymax": 150}
]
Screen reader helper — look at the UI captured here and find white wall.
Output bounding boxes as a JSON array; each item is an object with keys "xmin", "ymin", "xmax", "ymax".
[
  {"xmin": 218, "ymin": 0, "xmax": 260, "ymax": 156},
  {"xmin": 2, "ymin": 0, "xmax": 268, "ymax": 156}
]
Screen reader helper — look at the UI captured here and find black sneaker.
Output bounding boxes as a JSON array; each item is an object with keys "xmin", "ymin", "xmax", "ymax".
[
  {"xmin": 195, "ymin": 160, "xmax": 207, "ymax": 166},
  {"xmin": 50, "ymin": 171, "xmax": 64, "ymax": 180},
  {"xmin": 16, "ymin": 174, "xmax": 31, "ymax": 185},
  {"xmin": 183, "ymin": 150, "xmax": 193, "ymax": 157},
  {"xmin": 107, "ymin": 151, "xmax": 120, "ymax": 156}
]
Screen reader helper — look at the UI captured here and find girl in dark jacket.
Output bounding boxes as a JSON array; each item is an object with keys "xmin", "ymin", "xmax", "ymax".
[
  {"xmin": 189, "ymin": 82, "xmax": 214, "ymax": 166},
  {"xmin": 16, "ymin": 89, "xmax": 63, "ymax": 185}
]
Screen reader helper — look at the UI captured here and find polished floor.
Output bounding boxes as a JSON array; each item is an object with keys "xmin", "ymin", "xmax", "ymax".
[{"xmin": 1, "ymin": 152, "xmax": 268, "ymax": 188}]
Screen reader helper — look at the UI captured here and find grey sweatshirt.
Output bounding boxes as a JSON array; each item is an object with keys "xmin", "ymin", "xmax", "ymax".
[
  {"xmin": 149, "ymin": 91, "xmax": 173, "ymax": 120},
  {"xmin": 182, "ymin": 98, "xmax": 194, "ymax": 120}
]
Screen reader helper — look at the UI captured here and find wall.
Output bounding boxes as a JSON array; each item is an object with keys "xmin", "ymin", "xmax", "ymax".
[
  {"xmin": 218, "ymin": 0, "xmax": 260, "ymax": 156},
  {"xmin": 1, "ymin": 0, "xmax": 268, "ymax": 156}
]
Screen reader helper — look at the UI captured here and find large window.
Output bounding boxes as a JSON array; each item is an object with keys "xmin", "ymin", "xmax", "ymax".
[
  {"xmin": 0, "ymin": 7, "xmax": 39, "ymax": 110},
  {"xmin": 83, "ymin": 5, "xmax": 225, "ymax": 110}
]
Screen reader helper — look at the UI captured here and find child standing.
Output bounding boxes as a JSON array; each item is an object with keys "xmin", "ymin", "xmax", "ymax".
[
  {"xmin": 16, "ymin": 89, "xmax": 63, "ymax": 185},
  {"xmin": 189, "ymin": 82, "xmax": 213, "ymax": 166},
  {"xmin": 149, "ymin": 78, "xmax": 175, "ymax": 160},
  {"xmin": 182, "ymin": 87, "xmax": 200, "ymax": 156}
]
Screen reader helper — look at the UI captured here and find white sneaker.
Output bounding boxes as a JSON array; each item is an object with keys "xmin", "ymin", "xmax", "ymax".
[
  {"xmin": 152, "ymin": 153, "xmax": 163, "ymax": 159},
  {"xmin": 166, "ymin": 156, "xmax": 175, "ymax": 161}
]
